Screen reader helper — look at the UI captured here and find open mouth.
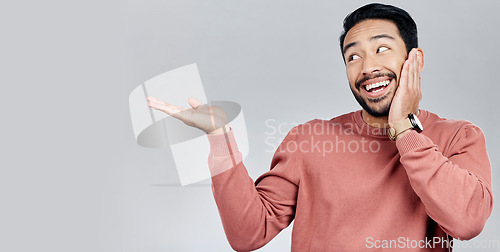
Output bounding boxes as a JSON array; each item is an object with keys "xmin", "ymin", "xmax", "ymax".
[{"xmin": 361, "ymin": 78, "xmax": 392, "ymax": 97}]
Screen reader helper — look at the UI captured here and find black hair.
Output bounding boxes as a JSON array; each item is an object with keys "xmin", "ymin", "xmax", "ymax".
[{"xmin": 339, "ymin": 3, "xmax": 418, "ymax": 61}]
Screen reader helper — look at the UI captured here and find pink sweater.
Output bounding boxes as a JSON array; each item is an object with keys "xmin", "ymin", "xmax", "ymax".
[{"xmin": 207, "ymin": 110, "xmax": 493, "ymax": 251}]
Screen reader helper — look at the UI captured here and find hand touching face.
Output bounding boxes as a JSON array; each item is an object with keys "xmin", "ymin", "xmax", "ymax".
[{"xmin": 343, "ymin": 19, "xmax": 423, "ymax": 120}]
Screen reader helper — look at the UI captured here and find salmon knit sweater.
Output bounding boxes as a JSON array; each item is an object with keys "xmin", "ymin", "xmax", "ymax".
[{"xmin": 206, "ymin": 110, "xmax": 493, "ymax": 251}]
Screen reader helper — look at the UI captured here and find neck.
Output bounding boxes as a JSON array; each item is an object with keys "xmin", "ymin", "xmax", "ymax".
[
  {"xmin": 361, "ymin": 110, "xmax": 389, "ymax": 128},
  {"xmin": 361, "ymin": 109, "xmax": 420, "ymax": 128}
]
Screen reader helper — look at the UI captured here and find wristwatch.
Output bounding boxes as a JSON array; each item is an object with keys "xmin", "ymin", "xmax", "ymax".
[{"xmin": 388, "ymin": 113, "xmax": 423, "ymax": 141}]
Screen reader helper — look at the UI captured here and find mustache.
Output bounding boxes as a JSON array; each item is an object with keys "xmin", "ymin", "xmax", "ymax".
[{"xmin": 355, "ymin": 72, "xmax": 397, "ymax": 90}]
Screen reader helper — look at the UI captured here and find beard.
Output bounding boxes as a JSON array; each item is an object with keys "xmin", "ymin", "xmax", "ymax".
[
  {"xmin": 351, "ymin": 88, "xmax": 393, "ymax": 117},
  {"xmin": 351, "ymin": 72, "xmax": 397, "ymax": 118}
]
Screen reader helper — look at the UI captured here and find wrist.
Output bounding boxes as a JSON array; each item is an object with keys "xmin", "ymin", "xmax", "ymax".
[
  {"xmin": 395, "ymin": 128, "xmax": 412, "ymax": 141},
  {"xmin": 388, "ymin": 113, "xmax": 423, "ymax": 141},
  {"xmin": 389, "ymin": 110, "xmax": 420, "ymax": 128},
  {"xmin": 389, "ymin": 117, "xmax": 406, "ymax": 129},
  {"xmin": 207, "ymin": 125, "xmax": 231, "ymax": 135}
]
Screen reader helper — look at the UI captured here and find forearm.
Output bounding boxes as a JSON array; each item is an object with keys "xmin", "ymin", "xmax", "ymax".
[
  {"xmin": 208, "ymin": 131, "xmax": 296, "ymax": 251},
  {"xmin": 397, "ymin": 130, "xmax": 493, "ymax": 240}
]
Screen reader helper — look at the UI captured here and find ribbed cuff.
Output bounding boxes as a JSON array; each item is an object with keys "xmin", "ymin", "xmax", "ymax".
[
  {"xmin": 206, "ymin": 130, "xmax": 239, "ymax": 156},
  {"xmin": 207, "ymin": 130, "xmax": 242, "ymax": 177},
  {"xmin": 396, "ymin": 130, "xmax": 431, "ymax": 155}
]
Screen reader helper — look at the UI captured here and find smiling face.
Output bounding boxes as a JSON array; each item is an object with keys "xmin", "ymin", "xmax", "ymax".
[{"xmin": 343, "ymin": 19, "xmax": 408, "ymax": 117}]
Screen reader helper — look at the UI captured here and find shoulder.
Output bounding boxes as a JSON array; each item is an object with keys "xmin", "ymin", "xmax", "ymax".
[
  {"xmin": 422, "ymin": 110, "xmax": 485, "ymax": 155},
  {"xmin": 291, "ymin": 111, "xmax": 357, "ymax": 136},
  {"xmin": 423, "ymin": 110, "xmax": 481, "ymax": 135}
]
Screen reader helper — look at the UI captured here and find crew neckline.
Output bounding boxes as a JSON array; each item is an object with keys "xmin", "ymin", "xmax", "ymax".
[{"xmin": 352, "ymin": 109, "xmax": 429, "ymax": 138}]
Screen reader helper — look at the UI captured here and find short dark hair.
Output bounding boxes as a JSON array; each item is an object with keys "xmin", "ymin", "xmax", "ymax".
[{"xmin": 339, "ymin": 3, "xmax": 418, "ymax": 60}]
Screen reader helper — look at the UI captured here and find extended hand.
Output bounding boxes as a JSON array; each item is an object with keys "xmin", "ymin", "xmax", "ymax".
[
  {"xmin": 388, "ymin": 48, "xmax": 424, "ymax": 127},
  {"xmin": 146, "ymin": 96, "xmax": 229, "ymax": 134}
]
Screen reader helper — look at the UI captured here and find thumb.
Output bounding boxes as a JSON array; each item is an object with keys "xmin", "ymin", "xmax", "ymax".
[{"xmin": 188, "ymin": 97, "xmax": 202, "ymax": 109}]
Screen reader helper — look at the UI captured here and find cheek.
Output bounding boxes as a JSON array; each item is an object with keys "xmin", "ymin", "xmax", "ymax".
[
  {"xmin": 391, "ymin": 60, "xmax": 406, "ymax": 80},
  {"xmin": 346, "ymin": 66, "xmax": 359, "ymax": 87}
]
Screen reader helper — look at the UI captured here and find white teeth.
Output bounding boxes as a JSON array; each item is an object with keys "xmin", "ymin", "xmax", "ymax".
[{"xmin": 365, "ymin": 80, "xmax": 390, "ymax": 92}]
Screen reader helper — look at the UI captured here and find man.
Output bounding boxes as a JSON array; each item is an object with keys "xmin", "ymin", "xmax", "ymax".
[{"xmin": 146, "ymin": 3, "xmax": 493, "ymax": 251}]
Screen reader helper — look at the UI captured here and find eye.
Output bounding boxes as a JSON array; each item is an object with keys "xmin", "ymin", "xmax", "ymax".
[
  {"xmin": 348, "ymin": 54, "xmax": 360, "ymax": 62},
  {"xmin": 377, "ymin": 46, "xmax": 389, "ymax": 53}
]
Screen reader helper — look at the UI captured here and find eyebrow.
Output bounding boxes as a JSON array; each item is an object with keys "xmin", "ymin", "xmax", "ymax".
[{"xmin": 342, "ymin": 34, "xmax": 396, "ymax": 54}]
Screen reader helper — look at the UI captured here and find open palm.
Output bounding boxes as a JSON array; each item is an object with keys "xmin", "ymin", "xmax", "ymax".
[{"xmin": 146, "ymin": 96, "xmax": 229, "ymax": 134}]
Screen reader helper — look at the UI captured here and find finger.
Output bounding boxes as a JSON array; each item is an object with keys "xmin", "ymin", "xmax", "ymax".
[
  {"xmin": 188, "ymin": 97, "xmax": 202, "ymax": 109},
  {"xmin": 417, "ymin": 51, "xmax": 423, "ymax": 72},
  {"xmin": 415, "ymin": 51, "xmax": 422, "ymax": 98},
  {"xmin": 146, "ymin": 96, "xmax": 167, "ymax": 109},
  {"xmin": 209, "ymin": 106, "xmax": 216, "ymax": 131},
  {"xmin": 147, "ymin": 96, "xmax": 185, "ymax": 110},
  {"xmin": 411, "ymin": 49, "xmax": 418, "ymax": 90},
  {"xmin": 146, "ymin": 96, "xmax": 168, "ymax": 105},
  {"xmin": 413, "ymin": 51, "xmax": 420, "ymax": 91},
  {"xmin": 399, "ymin": 57, "xmax": 410, "ymax": 92},
  {"xmin": 410, "ymin": 50, "xmax": 418, "ymax": 91},
  {"xmin": 148, "ymin": 101, "xmax": 177, "ymax": 115},
  {"xmin": 408, "ymin": 51, "xmax": 413, "ymax": 88},
  {"xmin": 415, "ymin": 51, "xmax": 422, "ymax": 97},
  {"xmin": 146, "ymin": 96, "xmax": 182, "ymax": 115}
]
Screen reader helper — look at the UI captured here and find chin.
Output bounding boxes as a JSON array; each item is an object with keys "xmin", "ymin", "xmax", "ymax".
[
  {"xmin": 364, "ymin": 105, "xmax": 390, "ymax": 117},
  {"xmin": 352, "ymin": 92, "xmax": 392, "ymax": 117}
]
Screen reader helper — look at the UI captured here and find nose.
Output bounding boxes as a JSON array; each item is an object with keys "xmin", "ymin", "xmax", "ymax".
[{"xmin": 362, "ymin": 54, "xmax": 381, "ymax": 75}]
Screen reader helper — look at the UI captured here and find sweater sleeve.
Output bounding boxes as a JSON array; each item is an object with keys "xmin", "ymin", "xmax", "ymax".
[
  {"xmin": 396, "ymin": 124, "xmax": 493, "ymax": 240},
  {"xmin": 208, "ymin": 127, "xmax": 301, "ymax": 251}
]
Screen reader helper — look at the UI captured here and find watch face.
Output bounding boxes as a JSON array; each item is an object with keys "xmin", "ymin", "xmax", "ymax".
[{"xmin": 409, "ymin": 113, "xmax": 423, "ymax": 132}]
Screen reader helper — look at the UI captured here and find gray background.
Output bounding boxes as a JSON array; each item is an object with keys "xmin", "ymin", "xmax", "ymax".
[{"xmin": 1, "ymin": 0, "xmax": 499, "ymax": 251}]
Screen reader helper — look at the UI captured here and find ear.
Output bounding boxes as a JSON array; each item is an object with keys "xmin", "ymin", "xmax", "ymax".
[{"xmin": 415, "ymin": 48, "xmax": 424, "ymax": 72}]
